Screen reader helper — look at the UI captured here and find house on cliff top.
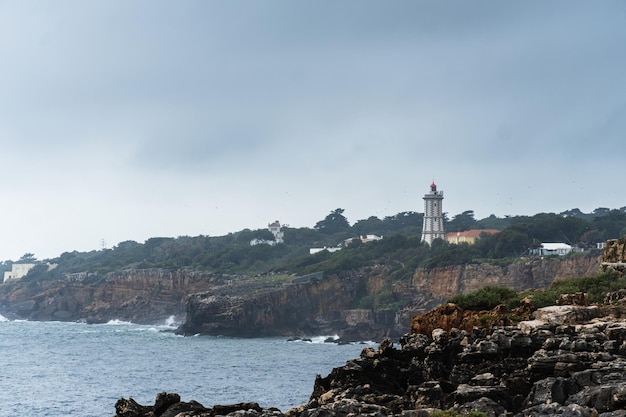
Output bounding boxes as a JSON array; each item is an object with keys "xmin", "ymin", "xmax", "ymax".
[
  {"xmin": 250, "ymin": 220, "xmax": 285, "ymax": 246},
  {"xmin": 530, "ymin": 242, "xmax": 573, "ymax": 256},
  {"xmin": 446, "ymin": 229, "xmax": 499, "ymax": 245},
  {"xmin": 3, "ymin": 262, "xmax": 57, "ymax": 283},
  {"xmin": 3, "ymin": 263, "xmax": 36, "ymax": 283},
  {"xmin": 310, "ymin": 235, "xmax": 383, "ymax": 255}
]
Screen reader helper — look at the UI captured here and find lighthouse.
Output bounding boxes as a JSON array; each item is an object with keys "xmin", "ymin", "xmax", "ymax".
[{"xmin": 421, "ymin": 182, "xmax": 445, "ymax": 245}]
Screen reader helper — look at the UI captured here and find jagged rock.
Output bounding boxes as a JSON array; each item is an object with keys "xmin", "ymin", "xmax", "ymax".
[
  {"xmin": 557, "ymin": 292, "xmax": 589, "ymax": 306},
  {"xmin": 114, "ymin": 315, "xmax": 626, "ymax": 416},
  {"xmin": 113, "ymin": 393, "xmax": 278, "ymax": 417},
  {"xmin": 532, "ymin": 305, "xmax": 602, "ymax": 325},
  {"xmin": 289, "ymin": 298, "xmax": 626, "ymax": 417},
  {"xmin": 456, "ymin": 397, "xmax": 507, "ymax": 417},
  {"xmin": 517, "ymin": 402, "xmax": 597, "ymax": 417},
  {"xmin": 114, "ymin": 397, "xmax": 152, "ymax": 417},
  {"xmin": 153, "ymin": 392, "xmax": 181, "ymax": 415},
  {"xmin": 411, "ymin": 303, "xmax": 536, "ymax": 337},
  {"xmin": 605, "ymin": 289, "xmax": 626, "ymax": 304}
]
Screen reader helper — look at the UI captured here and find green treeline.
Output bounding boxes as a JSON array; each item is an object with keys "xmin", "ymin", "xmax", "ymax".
[{"xmin": 13, "ymin": 206, "xmax": 626, "ymax": 281}]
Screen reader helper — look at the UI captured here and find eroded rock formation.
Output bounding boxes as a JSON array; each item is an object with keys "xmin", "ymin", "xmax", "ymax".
[
  {"xmin": 601, "ymin": 238, "xmax": 626, "ymax": 275},
  {"xmin": 413, "ymin": 254, "xmax": 600, "ymax": 301},
  {"xmin": 114, "ymin": 298, "xmax": 626, "ymax": 417},
  {"xmin": 0, "ymin": 269, "xmax": 229, "ymax": 323},
  {"xmin": 176, "ymin": 268, "xmax": 400, "ymax": 340},
  {"xmin": 0, "ymin": 254, "xmax": 603, "ymax": 340}
]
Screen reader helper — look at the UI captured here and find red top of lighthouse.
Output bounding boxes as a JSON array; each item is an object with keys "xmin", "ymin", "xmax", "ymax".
[{"xmin": 430, "ymin": 182, "xmax": 437, "ymax": 192}]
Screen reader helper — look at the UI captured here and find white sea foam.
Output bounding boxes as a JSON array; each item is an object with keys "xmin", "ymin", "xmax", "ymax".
[
  {"xmin": 163, "ymin": 315, "xmax": 180, "ymax": 327},
  {"xmin": 105, "ymin": 319, "xmax": 133, "ymax": 325},
  {"xmin": 310, "ymin": 335, "xmax": 339, "ymax": 344},
  {"xmin": 0, "ymin": 314, "xmax": 9, "ymax": 322},
  {"xmin": 287, "ymin": 335, "xmax": 340, "ymax": 344}
]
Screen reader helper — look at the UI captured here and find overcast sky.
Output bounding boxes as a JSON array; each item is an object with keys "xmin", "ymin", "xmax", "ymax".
[{"xmin": 1, "ymin": 1, "xmax": 625, "ymax": 260}]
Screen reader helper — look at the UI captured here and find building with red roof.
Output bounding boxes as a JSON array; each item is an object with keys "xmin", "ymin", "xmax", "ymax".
[{"xmin": 446, "ymin": 229, "xmax": 499, "ymax": 245}]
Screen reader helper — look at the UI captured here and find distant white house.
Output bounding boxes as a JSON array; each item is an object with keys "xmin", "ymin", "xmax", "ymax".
[
  {"xmin": 268, "ymin": 221, "xmax": 284, "ymax": 244},
  {"xmin": 309, "ymin": 247, "xmax": 342, "ymax": 255},
  {"xmin": 531, "ymin": 242, "xmax": 573, "ymax": 256},
  {"xmin": 250, "ymin": 220, "xmax": 285, "ymax": 246},
  {"xmin": 343, "ymin": 235, "xmax": 383, "ymax": 246},
  {"xmin": 3, "ymin": 263, "xmax": 36, "ymax": 283},
  {"xmin": 310, "ymin": 235, "xmax": 383, "ymax": 255}
]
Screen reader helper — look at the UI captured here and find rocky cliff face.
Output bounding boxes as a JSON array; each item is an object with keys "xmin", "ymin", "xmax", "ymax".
[
  {"xmin": 0, "ymin": 269, "xmax": 227, "ymax": 323},
  {"xmin": 178, "ymin": 255, "xmax": 602, "ymax": 340},
  {"xmin": 0, "ymin": 254, "xmax": 603, "ymax": 339},
  {"xmin": 177, "ymin": 266, "xmax": 399, "ymax": 339},
  {"xmin": 412, "ymin": 254, "xmax": 601, "ymax": 301}
]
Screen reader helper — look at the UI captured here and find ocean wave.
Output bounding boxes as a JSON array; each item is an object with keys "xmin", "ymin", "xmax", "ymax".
[
  {"xmin": 287, "ymin": 335, "xmax": 339, "ymax": 344},
  {"xmin": 105, "ymin": 319, "xmax": 134, "ymax": 325}
]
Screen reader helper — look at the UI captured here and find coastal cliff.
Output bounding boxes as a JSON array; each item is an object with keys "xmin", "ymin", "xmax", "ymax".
[
  {"xmin": 178, "ymin": 255, "xmax": 600, "ymax": 340},
  {"xmin": 0, "ymin": 255, "xmax": 602, "ymax": 339},
  {"xmin": 176, "ymin": 268, "xmax": 398, "ymax": 338},
  {"xmin": 413, "ymin": 254, "xmax": 600, "ymax": 300},
  {"xmin": 0, "ymin": 269, "xmax": 225, "ymax": 323}
]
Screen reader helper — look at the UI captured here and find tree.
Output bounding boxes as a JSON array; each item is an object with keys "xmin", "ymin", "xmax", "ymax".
[
  {"xmin": 19, "ymin": 253, "xmax": 37, "ymax": 263},
  {"xmin": 560, "ymin": 208, "xmax": 585, "ymax": 218},
  {"xmin": 352, "ymin": 216, "xmax": 385, "ymax": 236},
  {"xmin": 476, "ymin": 214, "xmax": 510, "ymax": 230},
  {"xmin": 579, "ymin": 229, "xmax": 604, "ymax": 248},
  {"xmin": 592, "ymin": 210, "xmax": 626, "ymax": 240},
  {"xmin": 314, "ymin": 208, "xmax": 351, "ymax": 235},
  {"xmin": 382, "ymin": 211, "xmax": 423, "ymax": 233},
  {"xmin": 593, "ymin": 207, "xmax": 611, "ymax": 217},
  {"xmin": 446, "ymin": 210, "xmax": 476, "ymax": 232}
]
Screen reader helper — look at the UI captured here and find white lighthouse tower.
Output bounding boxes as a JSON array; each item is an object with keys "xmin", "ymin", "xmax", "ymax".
[{"xmin": 421, "ymin": 182, "xmax": 445, "ymax": 245}]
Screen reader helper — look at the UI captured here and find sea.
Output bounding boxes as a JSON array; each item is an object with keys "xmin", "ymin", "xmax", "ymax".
[{"xmin": 0, "ymin": 314, "xmax": 375, "ymax": 417}]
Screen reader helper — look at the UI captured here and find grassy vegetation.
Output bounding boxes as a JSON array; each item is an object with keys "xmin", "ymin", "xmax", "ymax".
[
  {"xmin": 447, "ymin": 270, "xmax": 625, "ymax": 311},
  {"xmin": 518, "ymin": 269, "xmax": 625, "ymax": 307},
  {"xmin": 448, "ymin": 286, "xmax": 519, "ymax": 310},
  {"xmin": 253, "ymin": 274, "xmax": 294, "ymax": 284}
]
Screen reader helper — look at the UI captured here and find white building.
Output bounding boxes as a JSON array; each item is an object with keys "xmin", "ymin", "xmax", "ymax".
[
  {"xmin": 343, "ymin": 235, "xmax": 383, "ymax": 246},
  {"xmin": 268, "ymin": 221, "xmax": 284, "ymax": 244},
  {"xmin": 309, "ymin": 247, "xmax": 342, "ymax": 255},
  {"xmin": 3, "ymin": 263, "xmax": 36, "ymax": 283},
  {"xmin": 250, "ymin": 220, "xmax": 285, "ymax": 246},
  {"xmin": 532, "ymin": 243, "xmax": 573, "ymax": 256}
]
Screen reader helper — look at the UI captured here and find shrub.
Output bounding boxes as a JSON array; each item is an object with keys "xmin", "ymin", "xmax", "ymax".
[
  {"xmin": 520, "ymin": 269, "xmax": 625, "ymax": 308},
  {"xmin": 448, "ymin": 286, "xmax": 519, "ymax": 311}
]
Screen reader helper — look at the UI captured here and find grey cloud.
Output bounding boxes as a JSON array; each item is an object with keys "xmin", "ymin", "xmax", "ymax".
[{"xmin": 1, "ymin": 1, "xmax": 626, "ymax": 259}]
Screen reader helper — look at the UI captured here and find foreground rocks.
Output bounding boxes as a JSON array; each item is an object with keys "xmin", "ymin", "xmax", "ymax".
[
  {"xmin": 114, "ymin": 392, "xmax": 283, "ymax": 417},
  {"xmin": 114, "ymin": 301, "xmax": 626, "ymax": 417}
]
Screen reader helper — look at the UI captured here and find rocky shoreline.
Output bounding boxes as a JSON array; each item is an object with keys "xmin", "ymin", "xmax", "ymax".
[
  {"xmin": 0, "ymin": 254, "xmax": 601, "ymax": 342},
  {"xmin": 113, "ymin": 297, "xmax": 626, "ymax": 417}
]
